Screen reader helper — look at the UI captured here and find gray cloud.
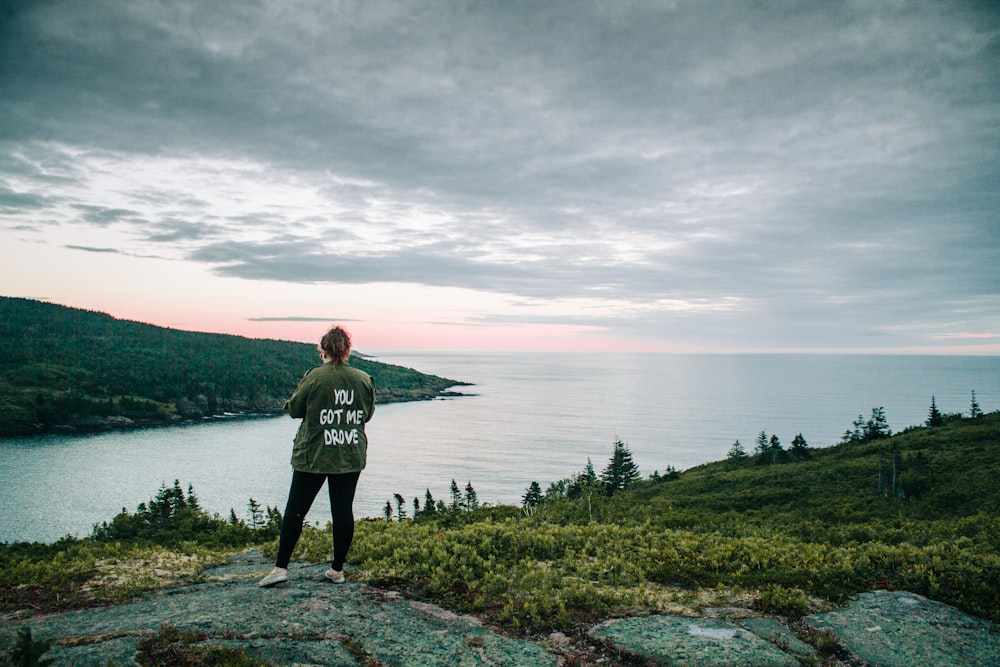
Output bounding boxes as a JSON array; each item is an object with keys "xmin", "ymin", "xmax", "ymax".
[
  {"xmin": 145, "ymin": 218, "xmax": 218, "ymax": 243},
  {"xmin": 0, "ymin": 187, "xmax": 48, "ymax": 212},
  {"xmin": 64, "ymin": 245, "xmax": 119, "ymax": 254},
  {"xmin": 70, "ymin": 204, "xmax": 139, "ymax": 226},
  {"xmin": 1, "ymin": 0, "xmax": 998, "ymax": 349}
]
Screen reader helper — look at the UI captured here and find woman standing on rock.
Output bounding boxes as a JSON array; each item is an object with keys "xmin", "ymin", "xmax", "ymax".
[{"xmin": 259, "ymin": 325, "xmax": 375, "ymax": 587}]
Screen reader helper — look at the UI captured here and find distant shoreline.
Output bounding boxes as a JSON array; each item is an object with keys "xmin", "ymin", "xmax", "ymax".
[{"xmin": 1, "ymin": 385, "xmax": 474, "ymax": 439}]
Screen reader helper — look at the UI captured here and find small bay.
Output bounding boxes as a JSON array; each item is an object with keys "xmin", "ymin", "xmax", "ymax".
[{"xmin": 1, "ymin": 352, "xmax": 997, "ymax": 544}]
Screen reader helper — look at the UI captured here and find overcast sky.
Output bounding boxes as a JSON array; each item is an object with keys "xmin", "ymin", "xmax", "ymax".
[{"xmin": 1, "ymin": 0, "xmax": 998, "ymax": 353}]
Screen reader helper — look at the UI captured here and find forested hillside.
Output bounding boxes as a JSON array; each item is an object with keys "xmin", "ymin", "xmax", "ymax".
[{"xmin": 0, "ymin": 297, "xmax": 466, "ymax": 436}]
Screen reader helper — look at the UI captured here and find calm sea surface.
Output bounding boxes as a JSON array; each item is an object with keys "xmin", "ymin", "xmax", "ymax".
[{"xmin": 2, "ymin": 353, "xmax": 998, "ymax": 543}]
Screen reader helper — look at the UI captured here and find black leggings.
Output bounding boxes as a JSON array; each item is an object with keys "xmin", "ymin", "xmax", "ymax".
[{"xmin": 275, "ymin": 470, "xmax": 361, "ymax": 571}]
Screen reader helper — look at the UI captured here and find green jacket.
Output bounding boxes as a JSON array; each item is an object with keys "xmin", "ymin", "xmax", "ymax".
[{"xmin": 286, "ymin": 361, "xmax": 376, "ymax": 474}]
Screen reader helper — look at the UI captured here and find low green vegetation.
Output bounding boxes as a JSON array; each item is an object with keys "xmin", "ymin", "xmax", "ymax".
[
  {"xmin": 282, "ymin": 406, "xmax": 1000, "ymax": 634},
  {"xmin": 2, "ymin": 405, "xmax": 997, "ymax": 645},
  {"xmin": 0, "ymin": 482, "xmax": 280, "ymax": 614},
  {"xmin": 0, "ymin": 297, "xmax": 466, "ymax": 436}
]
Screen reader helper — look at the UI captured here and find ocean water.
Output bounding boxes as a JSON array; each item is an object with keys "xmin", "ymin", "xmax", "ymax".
[{"xmin": 1, "ymin": 352, "xmax": 997, "ymax": 543}]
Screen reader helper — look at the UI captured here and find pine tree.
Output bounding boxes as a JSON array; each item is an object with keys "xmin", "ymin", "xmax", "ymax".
[
  {"xmin": 383, "ymin": 500, "xmax": 393, "ymax": 521},
  {"xmin": 568, "ymin": 458, "xmax": 598, "ymax": 498},
  {"xmin": 864, "ymin": 407, "xmax": 892, "ymax": 440},
  {"xmin": 768, "ymin": 434, "xmax": 783, "ymax": 464},
  {"xmin": 600, "ymin": 438, "xmax": 641, "ymax": 494},
  {"xmin": 845, "ymin": 415, "xmax": 866, "ymax": 443},
  {"xmin": 186, "ymin": 484, "xmax": 201, "ymax": 510},
  {"xmin": 927, "ymin": 396, "xmax": 944, "ymax": 427},
  {"xmin": 970, "ymin": 390, "xmax": 983, "ymax": 419},
  {"xmin": 464, "ymin": 481, "xmax": 479, "ymax": 511},
  {"xmin": 727, "ymin": 439, "xmax": 746, "ymax": 460},
  {"xmin": 266, "ymin": 505, "xmax": 282, "ymax": 529},
  {"xmin": 522, "ymin": 481, "xmax": 543, "ymax": 507},
  {"xmin": 393, "ymin": 493, "xmax": 407, "ymax": 521},
  {"xmin": 421, "ymin": 489, "xmax": 437, "ymax": 518},
  {"xmin": 247, "ymin": 498, "xmax": 263, "ymax": 529},
  {"xmin": 790, "ymin": 433, "xmax": 810, "ymax": 459},
  {"xmin": 754, "ymin": 430, "xmax": 769, "ymax": 456},
  {"xmin": 449, "ymin": 479, "xmax": 462, "ymax": 510}
]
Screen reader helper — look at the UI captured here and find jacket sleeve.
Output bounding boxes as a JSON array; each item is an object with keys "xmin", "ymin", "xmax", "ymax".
[{"xmin": 285, "ymin": 370, "xmax": 312, "ymax": 419}]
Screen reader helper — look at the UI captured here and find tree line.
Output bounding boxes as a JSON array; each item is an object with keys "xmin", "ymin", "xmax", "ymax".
[
  {"xmin": 0, "ymin": 297, "xmax": 463, "ymax": 435},
  {"xmin": 90, "ymin": 480, "xmax": 281, "ymax": 548},
  {"xmin": 383, "ymin": 479, "xmax": 482, "ymax": 522}
]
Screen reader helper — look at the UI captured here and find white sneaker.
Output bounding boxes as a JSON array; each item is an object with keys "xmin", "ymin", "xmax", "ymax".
[
  {"xmin": 258, "ymin": 567, "xmax": 288, "ymax": 587},
  {"xmin": 325, "ymin": 568, "xmax": 346, "ymax": 584}
]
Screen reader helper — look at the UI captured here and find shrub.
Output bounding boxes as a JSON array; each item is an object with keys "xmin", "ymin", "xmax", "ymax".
[{"xmin": 755, "ymin": 585, "xmax": 810, "ymax": 617}]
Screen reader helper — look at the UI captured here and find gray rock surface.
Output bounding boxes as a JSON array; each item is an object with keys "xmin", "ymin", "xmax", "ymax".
[
  {"xmin": 4, "ymin": 552, "xmax": 999, "ymax": 666},
  {"xmin": 1, "ymin": 551, "xmax": 558, "ymax": 666},
  {"xmin": 804, "ymin": 589, "xmax": 1000, "ymax": 667},
  {"xmin": 590, "ymin": 615, "xmax": 801, "ymax": 666}
]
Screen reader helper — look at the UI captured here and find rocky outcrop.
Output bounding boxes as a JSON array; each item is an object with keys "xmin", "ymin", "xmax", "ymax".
[
  {"xmin": 1, "ymin": 551, "xmax": 557, "ymax": 666},
  {"xmin": 806, "ymin": 589, "xmax": 1000, "ymax": 666},
  {"xmin": 4, "ymin": 552, "xmax": 998, "ymax": 666}
]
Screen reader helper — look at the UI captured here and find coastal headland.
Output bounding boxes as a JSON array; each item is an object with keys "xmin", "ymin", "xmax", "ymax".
[{"xmin": 0, "ymin": 297, "xmax": 469, "ymax": 437}]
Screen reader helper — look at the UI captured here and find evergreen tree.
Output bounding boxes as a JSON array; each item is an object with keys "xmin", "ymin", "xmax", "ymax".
[
  {"xmin": 420, "ymin": 489, "xmax": 437, "ymax": 519},
  {"xmin": 754, "ymin": 430, "xmax": 769, "ymax": 456},
  {"xmin": 864, "ymin": 407, "xmax": 892, "ymax": 440},
  {"xmin": 522, "ymin": 481, "xmax": 543, "ymax": 507},
  {"xmin": 383, "ymin": 500, "xmax": 393, "ymax": 521},
  {"xmin": 546, "ymin": 478, "xmax": 569, "ymax": 499},
  {"xmin": 247, "ymin": 498, "xmax": 264, "ymax": 529},
  {"xmin": 449, "ymin": 479, "xmax": 462, "ymax": 510},
  {"xmin": 413, "ymin": 496, "xmax": 420, "ymax": 518},
  {"xmin": 148, "ymin": 481, "xmax": 188, "ymax": 524},
  {"xmin": 851, "ymin": 415, "xmax": 866, "ymax": 441},
  {"xmin": 768, "ymin": 434, "xmax": 783, "ymax": 464},
  {"xmin": 568, "ymin": 458, "xmax": 598, "ymax": 499},
  {"xmin": 393, "ymin": 493, "xmax": 407, "ymax": 521},
  {"xmin": 464, "ymin": 481, "xmax": 479, "ymax": 511},
  {"xmin": 727, "ymin": 439, "xmax": 746, "ymax": 460},
  {"xmin": 266, "ymin": 505, "xmax": 282, "ymax": 530},
  {"xmin": 970, "ymin": 390, "xmax": 983, "ymax": 419},
  {"xmin": 186, "ymin": 484, "xmax": 201, "ymax": 510},
  {"xmin": 790, "ymin": 433, "xmax": 810, "ymax": 459},
  {"xmin": 927, "ymin": 396, "xmax": 944, "ymax": 427},
  {"xmin": 600, "ymin": 438, "xmax": 641, "ymax": 495}
]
